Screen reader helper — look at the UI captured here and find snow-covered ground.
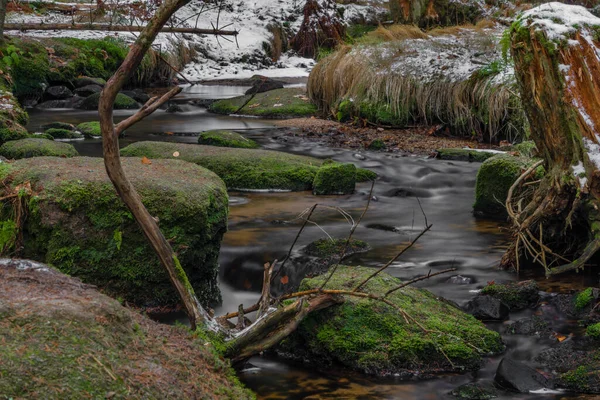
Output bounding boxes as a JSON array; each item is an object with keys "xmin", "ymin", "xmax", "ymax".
[{"xmin": 6, "ymin": 0, "xmax": 388, "ymax": 82}]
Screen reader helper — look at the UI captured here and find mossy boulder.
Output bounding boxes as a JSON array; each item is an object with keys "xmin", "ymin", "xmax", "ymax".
[
  {"xmin": 0, "ymin": 157, "xmax": 229, "ymax": 308},
  {"xmin": 436, "ymin": 148, "xmax": 500, "ymax": 163},
  {"xmin": 0, "ymin": 260, "xmax": 252, "ymax": 399},
  {"xmin": 76, "ymin": 121, "xmax": 101, "ymax": 138},
  {"xmin": 41, "ymin": 122, "xmax": 76, "ymax": 131},
  {"xmin": 0, "ymin": 138, "xmax": 79, "ymax": 159},
  {"xmin": 480, "ymin": 280, "xmax": 540, "ymax": 310},
  {"xmin": 474, "ymin": 154, "xmax": 544, "ymax": 218},
  {"xmin": 368, "ymin": 139, "xmax": 386, "ymax": 151},
  {"xmin": 198, "ymin": 130, "xmax": 259, "ymax": 149},
  {"xmin": 0, "ymin": 126, "xmax": 29, "ymax": 144},
  {"xmin": 313, "ymin": 162, "xmax": 356, "ymax": 195},
  {"xmin": 356, "ymin": 167, "xmax": 377, "ymax": 182},
  {"xmin": 44, "ymin": 128, "xmax": 84, "ymax": 140},
  {"xmin": 277, "ymin": 266, "xmax": 504, "ymax": 377},
  {"xmin": 80, "ymin": 92, "xmax": 139, "ymax": 110},
  {"xmin": 209, "ymin": 88, "xmax": 317, "ymax": 118}
]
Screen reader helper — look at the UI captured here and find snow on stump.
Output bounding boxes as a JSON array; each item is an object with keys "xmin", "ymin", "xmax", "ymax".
[
  {"xmin": 503, "ymin": 3, "xmax": 600, "ymax": 273},
  {"xmin": 0, "ymin": 157, "xmax": 228, "ymax": 309}
]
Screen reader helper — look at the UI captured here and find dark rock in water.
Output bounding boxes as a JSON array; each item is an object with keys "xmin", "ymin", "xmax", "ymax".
[
  {"xmin": 21, "ymin": 98, "xmax": 38, "ymax": 108},
  {"xmin": 245, "ymin": 75, "xmax": 285, "ymax": 95},
  {"xmin": 192, "ymin": 98, "xmax": 216, "ymax": 108},
  {"xmin": 79, "ymin": 93, "xmax": 139, "ymax": 110},
  {"xmin": 36, "ymin": 96, "xmax": 84, "ymax": 109},
  {"xmin": 547, "ymin": 287, "xmax": 600, "ymax": 321},
  {"xmin": 384, "ymin": 187, "xmax": 434, "ymax": 198},
  {"xmin": 504, "ymin": 316, "xmax": 551, "ymax": 336},
  {"xmin": 73, "ymin": 76, "xmax": 106, "ymax": 88},
  {"xmin": 480, "ymin": 280, "xmax": 540, "ymax": 310},
  {"xmin": 166, "ymin": 104, "xmax": 184, "ymax": 113},
  {"xmin": 121, "ymin": 89, "xmax": 150, "ymax": 104},
  {"xmin": 494, "ymin": 358, "xmax": 551, "ymax": 393},
  {"xmin": 41, "ymin": 122, "xmax": 76, "ymax": 131},
  {"xmin": 464, "ymin": 295, "xmax": 509, "ymax": 320},
  {"xmin": 74, "ymin": 84, "xmax": 103, "ymax": 97},
  {"xmin": 450, "ymin": 382, "xmax": 498, "ymax": 399},
  {"xmin": 447, "ymin": 275, "xmax": 474, "ymax": 285},
  {"xmin": 45, "ymin": 85, "xmax": 73, "ymax": 99}
]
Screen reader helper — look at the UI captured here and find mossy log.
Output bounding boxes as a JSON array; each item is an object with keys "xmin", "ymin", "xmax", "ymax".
[
  {"xmin": 502, "ymin": 3, "xmax": 600, "ymax": 275},
  {"xmin": 0, "ymin": 157, "xmax": 228, "ymax": 309}
]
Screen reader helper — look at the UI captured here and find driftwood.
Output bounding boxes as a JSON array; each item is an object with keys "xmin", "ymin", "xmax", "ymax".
[{"xmin": 4, "ymin": 22, "xmax": 238, "ymax": 36}]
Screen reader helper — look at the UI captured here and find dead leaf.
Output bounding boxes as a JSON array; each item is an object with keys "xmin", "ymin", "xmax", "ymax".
[
  {"xmin": 280, "ymin": 275, "xmax": 289, "ymax": 285},
  {"xmin": 165, "ymin": 131, "xmax": 174, "ymax": 135},
  {"xmin": 141, "ymin": 156, "xmax": 152, "ymax": 165},
  {"xmin": 173, "ymin": 151, "xmax": 180, "ymax": 157}
]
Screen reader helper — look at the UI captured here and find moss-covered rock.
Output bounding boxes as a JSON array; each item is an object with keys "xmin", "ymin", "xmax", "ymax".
[
  {"xmin": 356, "ymin": 167, "xmax": 377, "ymax": 182},
  {"xmin": 277, "ymin": 266, "xmax": 504, "ymax": 377},
  {"xmin": 80, "ymin": 92, "xmax": 139, "ymax": 111},
  {"xmin": 313, "ymin": 162, "xmax": 356, "ymax": 195},
  {"xmin": 304, "ymin": 238, "xmax": 370, "ymax": 258},
  {"xmin": 368, "ymin": 139, "xmax": 386, "ymax": 151},
  {"xmin": 0, "ymin": 157, "xmax": 229, "ymax": 308},
  {"xmin": 450, "ymin": 382, "xmax": 498, "ymax": 399},
  {"xmin": 436, "ymin": 148, "xmax": 500, "ymax": 162},
  {"xmin": 44, "ymin": 128, "xmax": 84, "ymax": 139},
  {"xmin": 0, "ymin": 260, "xmax": 253, "ymax": 399},
  {"xmin": 0, "ymin": 138, "xmax": 79, "ymax": 159},
  {"xmin": 76, "ymin": 121, "xmax": 102, "ymax": 138},
  {"xmin": 0, "ymin": 126, "xmax": 29, "ymax": 144},
  {"xmin": 586, "ymin": 323, "xmax": 600, "ymax": 339},
  {"xmin": 474, "ymin": 154, "xmax": 543, "ymax": 218},
  {"xmin": 513, "ymin": 141, "xmax": 537, "ymax": 158},
  {"xmin": 121, "ymin": 141, "xmax": 321, "ymax": 191},
  {"xmin": 198, "ymin": 130, "xmax": 259, "ymax": 149},
  {"xmin": 576, "ymin": 288, "xmax": 595, "ymax": 311},
  {"xmin": 480, "ymin": 280, "xmax": 539, "ymax": 310},
  {"xmin": 41, "ymin": 122, "xmax": 76, "ymax": 131},
  {"xmin": 209, "ymin": 88, "xmax": 317, "ymax": 118}
]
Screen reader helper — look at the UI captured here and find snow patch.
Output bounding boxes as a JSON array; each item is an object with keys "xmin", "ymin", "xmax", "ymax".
[
  {"xmin": 572, "ymin": 161, "xmax": 587, "ymax": 188},
  {"xmin": 521, "ymin": 2, "xmax": 600, "ymax": 42}
]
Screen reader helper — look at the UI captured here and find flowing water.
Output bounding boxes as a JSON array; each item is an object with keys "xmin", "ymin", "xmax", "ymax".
[{"xmin": 26, "ymin": 86, "xmax": 596, "ymax": 399}]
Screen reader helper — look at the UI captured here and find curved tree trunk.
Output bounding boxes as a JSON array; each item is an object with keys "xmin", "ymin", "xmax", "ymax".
[{"xmin": 502, "ymin": 3, "xmax": 600, "ymax": 275}]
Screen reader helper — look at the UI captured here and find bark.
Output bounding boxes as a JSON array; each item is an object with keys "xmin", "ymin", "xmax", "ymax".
[
  {"xmin": 98, "ymin": 0, "xmax": 215, "ymax": 331},
  {"xmin": 290, "ymin": 0, "xmax": 345, "ymax": 58},
  {"xmin": 4, "ymin": 23, "xmax": 238, "ymax": 36},
  {"xmin": 502, "ymin": 4, "xmax": 600, "ymax": 275},
  {"xmin": 0, "ymin": 0, "xmax": 8, "ymax": 44}
]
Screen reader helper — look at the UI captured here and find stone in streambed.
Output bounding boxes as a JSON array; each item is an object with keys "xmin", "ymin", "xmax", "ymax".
[
  {"xmin": 436, "ymin": 148, "xmax": 499, "ymax": 162},
  {"xmin": 480, "ymin": 280, "xmax": 540, "ymax": 310},
  {"xmin": 494, "ymin": 357, "xmax": 551, "ymax": 393},
  {"xmin": 0, "ymin": 138, "xmax": 78, "ymax": 159},
  {"xmin": 313, "ymin": 162, "xmax": 356, "ymax": 195},
  {"xmin": 41, "ymin": 122, "xmax": 76, "ymax": 131},
  {"xmin": 0, "ymin": 157, "xmax": 228, "ymax": 308},
  {"xmin": 79, "ymin": 92, "xmax": 139, "ymax": 111},
  {"xmin": 198, "ymin": 130, "xmax": 259, "ymax": 149},
  {"xmin": 44, "ymin": 128, "xmax": 83, "ymax": 140},
  {"xmin": 73, "ymin": 76, "xmax": 106, "ymax": 88},
  {"xmin": 45, "ymin": 85, "xmax": 73, "ymax": 100},
  {"xmin": 450, "ymin": 382, "xmax": 498, "ymax": 399},
  {"xmin": 464, "ymin": 295, "xmax": 509, "ymax": 321},
  {"xmin": 74, "ymin": 84, "xmax": 103, "ymax": 97},
  {"xmin": 276, "ymin": 266, "xmax": 504, "ymax": 377},
  {"xmin": 76, "ymin": 121, "xmax": 101, "ymax": 138},
  {"xmin": 209, "ymin": 88, "xmax": 317, "ymax": 118}
]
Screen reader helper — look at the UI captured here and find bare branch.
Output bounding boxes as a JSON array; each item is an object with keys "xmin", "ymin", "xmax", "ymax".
[
  {"xmin": 258, "ymin": 260, "xmax": 276, "ymax": 318},
  {"xmin": 115, "ymin": 86, "xmax": 181, "ymax": 135}
]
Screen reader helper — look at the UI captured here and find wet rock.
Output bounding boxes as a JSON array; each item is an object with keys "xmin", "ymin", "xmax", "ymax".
[
  {"xmin": 73, "ymin": 76, "xmax": 106, "ymax": 88},
  {"xmin": 165, "ymin": 104, "xmax": 184, "ymax": 113},
  {"xmin": 547, "ymin": 288, "xmax": 600, "ymax": 320},
  {"xmin": 41, "ymin": 122, "xmax": 76, "ymax": 131},
  {"xmin": 79, "ymin": 93, "xmax": 139, "ymax": 110},
  {"xmin": 447, "ymin": 275, "xmax": 474, "ymax": 285},
  {"xmin": 384, "ymin": 187, "xmax": 434, "ymax": 198},
  {"xmin": 44, "ymin": 128, "xmax": 83, "ymax": 139},
  {"xmin": 353, "ymin": 153, "xmax": 366, "ymax": 160},
  {"xmin": 121, "ymin": 89, "xmax": 150, "ymax": 104},
  {"xmin": 450, "ymin": 382, "xmax": 498, "ymax": 399},
  {"xmin": 244, "ymin": 75, "xmax": 285, "ymax": 95},
  {"xmin": 36, "ymin": 96, "xmax": 84, "ymax": 109},
  {"xmin": 464, "ymin": 295, "xmax": 509, "ymax": 320},
  {"xmin": 480, "ymin": 280, "xmax": 540, "ymax": 310},
  {"xmin": 436, "ymin": 148, "xmax": 499, "ymax": 162},
  {"xmin": 210, "ymin": 88, "xmax": 316, "ymax": 118},
  {"xmin": 74, "ymin": 84, "xmax": 103, "ymax": 97},
  {"xmin": 198, "ymin": 130, "xmax": 259, "ymax": 149},
  {"xmin": 45, "ymin": 85, "xmax": 73, "ymax": 100},
  {"xmin": 504, "ymin": 316, "xmax": 551, "ymax": 336},
  {"xmin": 494, "ymin": 358, "xmax": 551, "ymax": 393},
  {"xmin": 76, "ymin": 121, "xmax": 101, "ymax": 138}
]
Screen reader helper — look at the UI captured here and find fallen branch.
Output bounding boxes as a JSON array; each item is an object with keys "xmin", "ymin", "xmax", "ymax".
[
  {"xmin": 4, "ymin": 23, "xmax": 239, "ymax": 36},
  {"xmin": 115, "ymin": 86, "xmax": 181, "ymax": 136}
]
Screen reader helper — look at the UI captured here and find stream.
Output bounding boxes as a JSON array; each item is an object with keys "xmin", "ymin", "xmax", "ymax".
[{"xmin": 26, "ymin": 85, "xmax": 596, "ymax": 399}]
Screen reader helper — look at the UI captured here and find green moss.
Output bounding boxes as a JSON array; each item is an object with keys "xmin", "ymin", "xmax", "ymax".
[
  {"xmin": 436, "ymin": 148, "xmax": 497, "ymax": 162},
  {"xmin": 0, "ymin": 138, "xmax": 79, "ymax": 159},
  {"xmin": 0, "ymin": 126, "xmax": 29, "ymax": 144},
  {"xmin": 450, "ymin": 383, "xmax": 498, "ymax": 399},
  {"xmin": 41, "ymin": 122, "xmax": 76, "ymax": 131},
  {"xmin": 513, "ymin": 141, "xmax": 537, "ymax": 157},
  {"xmin": 480, "ymin": 280, "xmax": 539, "ymax": 310},
  {"xmin": 474, "ymin": 154, "xmax": 544, "ymax": 218},
  {"xmin": 336, "ymin": 99, "xmax": 354, "ymax": 122},
  {"xmin": 313, "ymin": 163, "xmax": 356, "ymax": 195},
  {"xmin": 80, "ymin": 93, "xmax": 138, "ymax": 111},
  {"xmin": 0, "ymin": 157, "xmax": 229, "ymax": 308},
  {"xmin": 368, "ymin": 139, "xmax": 386, "ymax": 151},
  {"xmin": 304, "ymin": 238, "xmax": 370, "ymax": 258},
  {"xmin": 575, "ymin": 287, "xmax": 594, "ymax": 311},
  {"xmin": 279, "ymin": 266, "xmax": 504, "ymax": 375},
  {"xmin": 209, "ymin": 88, "xmax": 317, "ymax": 118},
  {"xmin": 44, "ymin": 128, "xmax": 83, "ymax": 139},
  {"xmin": 76, "ymin": 121, "xmax": 101, "ymax": 138},
  {"xmin": 586, "ymin": 323, "xmax": 600, "ymax": 339},
  {"xmin": 561, "ymin": 366, "xmax": 590, "ymax": 392},
  {"xmin": 356, "ymin": 168, "xmax": 377, "ymax": 182},
  {"xmin": 198, "ymin": 130, "xmax": 259, "ymax": 149}
]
